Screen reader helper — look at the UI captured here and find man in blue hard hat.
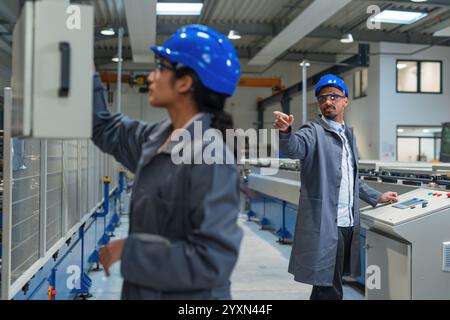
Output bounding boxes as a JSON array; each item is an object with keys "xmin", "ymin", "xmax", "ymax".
[{"xmin": 273, "ymin": 74, "xmax": 398, "ymax": 300}]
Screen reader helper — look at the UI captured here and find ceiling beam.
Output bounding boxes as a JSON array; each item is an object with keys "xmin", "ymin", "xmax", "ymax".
[
  {"xmin": 94, "ymin": 21, "xmax": 450, "ymax": 50},
  {"xmin": 0, "ymin": 37, "xmax": 11, "ymax": 55},
  {"xmin": 94, "ymin": 1, "xmax": 107, "ymax": 26},
  {"xmin": 124, "ymin": 0, "xmax": 157, "ymax": 63},
  {"xmin": 0, "ymin": 0, "xmax": 18, "ymax": 24},
  {"xmin": 158, "ymin": 22, "xmax": 273, "ymax": 36},
  {"xmin": 396, "ymin": 7, "xmax": 450, "ymax": 33},
  {"xmin": 94, "ymin": 46, "xmax": 337, "ymax": 65},
  {"xmin": 197, "ymin": 0, "xmax": 214, "ymax": 24},
  {"xmin": 95, "ymin": 22, "xmax": 274, "ymax": 41},
  {"xmin": 248, "ymin": 0, "xmax": 352, "ymax": 66},
  {"xmin": 354, "ymin": 0, "xmax": 450, "ymax": 7},
  {"xmin": 309, "ymin": 27, "xmax": 449, "ymax": 45},
  {"xmin": 423, "ymin": 16, "xmax": 450, "ymax": 34},
  {"xmin": 97, "ymin": 0, "xmax": 111, "ymax": 26}
]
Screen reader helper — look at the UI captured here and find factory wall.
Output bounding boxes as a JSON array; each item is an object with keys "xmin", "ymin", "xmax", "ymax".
[
  {"xmin": 343, "ymin": 42, "xmax": 450, "ymax": 161},
  {"xmin": 343, "ymin": 43, "xmax": 381, "ymax": 160},
  {"xmin": 378, "ymin": 43, "xmax": 450, "ymax": 160}
]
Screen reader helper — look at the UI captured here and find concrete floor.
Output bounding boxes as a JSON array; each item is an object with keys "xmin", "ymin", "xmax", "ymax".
[
  {"xmin": 87, "ymin": 219, "xmax": 127, "ymax": 300},
  {"xmin": 231, "ymin": 215, "xmax": 364, "ymax": 300},
  {"xmin": 87, "ymin": 214, "xmax": 364, "ymax": 300}
]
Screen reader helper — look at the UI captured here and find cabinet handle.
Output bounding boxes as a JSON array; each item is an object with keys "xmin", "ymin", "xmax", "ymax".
[{"xmin": 59, "ymin": 42, "xmax": 71, "ymax": 97}]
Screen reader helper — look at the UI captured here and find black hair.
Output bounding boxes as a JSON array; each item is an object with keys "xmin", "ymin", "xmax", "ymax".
[{"xmin": 172, "ymin": 65, "xmax": 234, "ymax": 138}]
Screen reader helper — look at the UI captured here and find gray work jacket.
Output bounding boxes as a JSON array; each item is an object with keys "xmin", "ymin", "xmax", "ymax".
[
  {"xmin": 92, "ymin": 75, "xmax": 242, "ymax": 299},
  {"xmin": 280, "ymin": 115, "xmax": 382, "ymax": 286}
]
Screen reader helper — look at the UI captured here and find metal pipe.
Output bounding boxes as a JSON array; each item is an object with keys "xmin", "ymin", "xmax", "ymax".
[
  {"xmin": 302, "ymin": 60, "xmax": 308, "ymax": 125},
  {"xmin": 117, "ymin": 27, "xmax": 124, "ymax": 114}
]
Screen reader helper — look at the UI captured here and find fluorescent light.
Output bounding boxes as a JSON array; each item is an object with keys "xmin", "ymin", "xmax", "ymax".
[
  {"xmin": 410, "ymin": 0, "xmax": 428, "ymax": 2},
  {"xmin": 434, "ymin": 26, "xmax": 450, "ymax": 37},
  {"xmin": 371, "ymin": 10, "xmax": 428, "ymax": 25},
  {"xmin": 101, "ymin": 28, "xmax": 115, "ymax": 36},
  {"xmin": 397, "ymin": 63, "xmax": 408, "ymax": 69},
  {"xmin": 156, "ymin": 3, "xmax": 203, "ymax": 15},
  {"xmin": 397, "ymin": 128, "xmax": 405, "ymax": 133},
  {"xmin": 340, "ymin": 33, "xmax": 354, "ymax": 43},
  {"xmin": 112, "ymin": 57, "xmax": 123, "ymax": 63},
  {"xmin": 423, "ymin": 129, "xmax": 430, "ymax": 133},
  {"xmin": 227, "ymin": 30, "xmax": 242, "ymax": 40}
]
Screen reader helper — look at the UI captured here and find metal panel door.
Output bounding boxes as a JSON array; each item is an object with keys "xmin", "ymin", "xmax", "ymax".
[
  {"xmin": 11, "ymin": 0, "xmax": 94, "ymax": 138},
  {"xmin": 365, "ymin": 230, "xmax": 411, "ymax": 300}
]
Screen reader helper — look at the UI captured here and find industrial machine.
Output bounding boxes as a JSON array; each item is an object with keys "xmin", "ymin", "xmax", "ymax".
[
  {"xmin": 360, "ymin": 163, "xmax": 450, "ymax": 299},
  {"xmin": 243, "ymin": 159, "xmax": 450, "ymax": 299},
  {"xmin": 361, "ymin": 188, "xmax": 450, "ymax": 299},
  {"xmin": 244, "ymin": 158, "xmax": 300, "ymax": 243}
]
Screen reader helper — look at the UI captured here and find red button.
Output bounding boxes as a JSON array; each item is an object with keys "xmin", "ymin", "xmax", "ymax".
[{"xmin": 438, "ymin": 194, "xmax": 443, "ymax": 197}]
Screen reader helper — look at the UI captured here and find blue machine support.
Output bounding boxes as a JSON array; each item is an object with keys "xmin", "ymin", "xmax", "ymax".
[
  {"xmin": 88, "ymin": 176, "xmax": 111, "ymax": 269},
  {"xmin": 260, "ymin": 198, "xmax": 272, "ymax": 230},
  {"xmin": 276, "ymin": 201, "xmax": 293, "ymax": 244},
  {"xmin": 47, "ymin": 268, "xmax": 57, "ymax": 300},
  {"xmin": 88, "ymin": 217, "xmax": 102, "ymax": 271},
  {"xmin": 110, "ymin": 168, "xmax": 124, "ymax": 228},
  {"xmin": 246, "ymin": 210, "xmax": 256, "ymax": 220},
  {"xmin": 42, "ymin": 217, "xmax": 96, "ymax": 300},
  {"xmin": 9, "ymin": 179, "xmax": 118, "ymax": 300},
  {"xmin": 71, "ymin": 223, "xmax": 93, "ymax": 299}
]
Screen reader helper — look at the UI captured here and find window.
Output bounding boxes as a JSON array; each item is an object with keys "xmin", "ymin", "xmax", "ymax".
[
  {"xmin": 354, "ymin": 69, "xmax": 368, "ymax": 99},
  {"xmin": 396, "ymin": 126, "xmax": 442, "ymax": 162},
  {"xmin": 396, "ymin": 60, "xmax": 442, "ymax": 94}
]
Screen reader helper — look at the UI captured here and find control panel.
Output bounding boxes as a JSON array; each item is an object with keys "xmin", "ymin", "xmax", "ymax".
[{"xmin": 361, "ymin": 188, "xmax": 450, "ymax": 227}]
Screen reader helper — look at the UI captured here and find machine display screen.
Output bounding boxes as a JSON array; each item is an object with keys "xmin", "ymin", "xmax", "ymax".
[{"xmin": 393, "ymin": 198, "xmax": 427, "ymax": 209}]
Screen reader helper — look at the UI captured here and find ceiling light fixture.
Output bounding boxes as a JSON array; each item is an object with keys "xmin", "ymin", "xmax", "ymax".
[
  {"xmin": 227, "ymin": 30, "xmax": 242, "ymax": 40},
  {"xmin": 340, "ymin": 33, "xmax": 354, "ymax": 43},
  {"xmin": 101, "ymin": 28, "xmax": 115, "ymax": 36},
  {"xmin": 227, "ymin": 1, "xmax": 241, "ymax": 40},
  {"xmin": 156, "ymin": 3, "xmax": 203, "ymax": 15},
  {"xmin": 371, "ymin": 10, "xmax": 428, "ymax": 25},
  {"xmin": 299, "ymin": 61, "xmax": 311, "ymax": 67}
]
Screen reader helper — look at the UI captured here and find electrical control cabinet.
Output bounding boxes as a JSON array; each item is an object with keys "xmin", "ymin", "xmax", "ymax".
[{"xmin": 11, "ymin": 0, "xmax": 94, "ymax": 138}]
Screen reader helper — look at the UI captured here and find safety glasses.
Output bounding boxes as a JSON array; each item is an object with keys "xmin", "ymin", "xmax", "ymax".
[
  {"xmin": 317, "ymin": 93, "xmax": 346, "ymax": 104},
  {"xmin": 154, "ymin": 57, "xmax": 176, "ymax": 73}
]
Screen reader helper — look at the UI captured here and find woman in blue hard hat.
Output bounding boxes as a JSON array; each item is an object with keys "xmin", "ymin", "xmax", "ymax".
[{"xmin": 92, "ymin": 24, "xmax": 243, "ymax": 299}]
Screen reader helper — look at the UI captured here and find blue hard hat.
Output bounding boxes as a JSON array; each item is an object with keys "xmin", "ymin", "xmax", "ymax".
[
  {"xmin": 315, "ymin": 74, "xmax": 349, "ymax": 97},
  {"xmin": 151, "ymin": 24, "xmax": 241, "ymax": 96}
]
